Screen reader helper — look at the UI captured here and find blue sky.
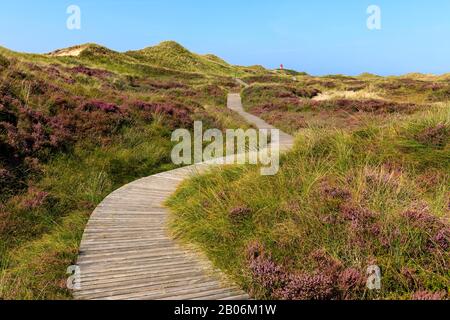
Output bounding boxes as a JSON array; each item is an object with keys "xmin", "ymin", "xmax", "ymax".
[{"xmin": 1, "ymin": 0, "xmax": 449, "ymax": 75}]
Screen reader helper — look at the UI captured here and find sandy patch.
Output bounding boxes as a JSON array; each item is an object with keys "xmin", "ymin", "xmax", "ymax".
[
  {"xmin": 313, "ymin": 90, "xmax": 384, "ymax": 101},
  {"xmin": 48, "ymin": 46, "xmax": 86, "ymax": 57}
]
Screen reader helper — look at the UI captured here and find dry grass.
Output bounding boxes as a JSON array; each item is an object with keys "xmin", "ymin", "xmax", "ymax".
[{"xmin": 313, "ymin": 90, "xmax": 385, "ymax": 101}]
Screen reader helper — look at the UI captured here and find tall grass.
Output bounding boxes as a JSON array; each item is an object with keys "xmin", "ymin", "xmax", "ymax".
[{"xmin": 167, "ymin": 105, "xmax": 449, "ymax": 300}]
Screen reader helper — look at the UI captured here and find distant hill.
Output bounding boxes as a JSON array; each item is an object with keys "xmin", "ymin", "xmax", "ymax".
[
  {"xmin": 126, "ymin": 41, "xmax": 242, "ymax": 75},
  {"xmin": 358, "ymin": 72, "xmax": 381, "ymax": 79},
  {"xmin": 275, "ymin": 68, "xmax": 309, "ymax": 76},
  {"xmin": 45, "ymin": 41, "xmax": 266, "ymax": 77}
]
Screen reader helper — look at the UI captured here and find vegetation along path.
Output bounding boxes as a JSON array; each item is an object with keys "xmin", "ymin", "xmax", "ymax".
[{"xmin": 74, "ymin": 83, "xmax": 294, "ymax": 300}]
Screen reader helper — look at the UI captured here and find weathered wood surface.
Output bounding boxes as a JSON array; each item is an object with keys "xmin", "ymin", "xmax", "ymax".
[{"xmin": 74, "ymin": 86, "xmax": 294, "ymax": 300}]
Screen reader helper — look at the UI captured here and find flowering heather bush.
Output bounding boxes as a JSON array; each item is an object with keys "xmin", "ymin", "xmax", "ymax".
[
  {"xmin": 246, "ymin": 242, "xmax": 366, "ymax": 300},
  {"xmin": 415, "ymin": 123, "xmax": 449, "ymax": 148},
  {"xmin": 432, "ymin": 228, "xmax": 449, "ymax": 251},
  {"xmin": 130, "ymin": 100, "xmax": 191, "ymax": 127},
  {"xmin": 3, "ymin": 104, "xmax": 74, "ymax": 155},
  {"xmin": 252, "ymin": 103, "xmax": 288, "ymax": 114},
  {"xmin": 376, "ymin": 79, "xmax": 429, "ymax": 91},
  {"xmin": 337, "ymin": 268, "xmax": 365, "ymax": 297},
  {"xmin": 246, "ymin": 241, "xmax": 289, "ymax": 297},
  {"xmin": 363, "ymin": 166, "xmax": 402, "ymax": 188},
  {"xmin": 308, "ymin": 251, "xmax": 367, "ymax": 300},
  {"xmin": 400, "ymin": 267, "xmax": 417, "ymax": 287},
  {"xmin": 242, "ymin": 75, "xmax": 295, "ymax": 84},
  {"xmin": 275, "ymin": 273, "xmax": 335, "ymax": 300},
  {"xmin": 69, "ymin": 65, "xmax": 112, "ymax": 78},
  {"xmin": 340, "ymin": 203, "xmax": 378, "ymax": 230},
  {"xmin": 250, "ymin": 98, "xmax": 420, "ymax": 130},
  {"xmin": 0, "ymin": 56, "xmax": 198, "ymax": 201},
  {"xmin": 198, "ymin": 84, "xmax": 227, "ymax": 99},
  {"xmin": 401, "ymin": 203, "xmax": 444, "ymax": 230},
  {"xmin": 21, "ymin": 187, "xmax": 50, "ymax": 210},
  {"xmin": 79, "ymin": 100, "xmax": 120, "ymax": 113},
  {"xmin": 0, "ymin": 59, "xmax": 198, "ymax": 191},
  {"xmin": 243, "ymin": 84, "xmax": 320, "ymax": 103},
  {"xmin": 310, "ymin": 249, "xmax": 343, "ymax": 274},
  {"xmin": 401, "ymin": 203, "xmax": 449, "ymax": 253},
  {"xmin": 44, "ymin": 65, "xmax": 74, "ymax": 84},
  {"xmin": 428, "ymin": 86, "xmax": 450, "ymax": 102},
  {"xmin": 320, "ymin": 181, "xmax": 351, "ymax": 201},
  {"xmin": 312, "ymin": 99, "xmax": 419, "ymax": 114},
  {"xmin": 71, "ymin": 109, "xmax": 129, "ymax": 137},
  {"xmin": 294, "ymin": 87, "xmax": 321, "ymax": 99},
  {"xmin": 28, "ymin": 79, "xmax": 54, "ymax": 96},
  {"xmin": 9, "ymin": 69, "xmax": 28, "ymax": 81},
  {"xmin": 213, "ymin": 78, "xmax": 241, "ymax": 90},
  {"xmin": 411, "ymin": 290, "xmax": 447, "ymax": 300},
  {"xmin": 47, "ymin": 96, "xmax": 78, "ymax": 115},
  {"xmin": 144, "ymin": 79, "xmax": 187, "ymax": 90},
  {"xmin": 0, "ymin": 167, "xmax": 13, "ymax": 179}
]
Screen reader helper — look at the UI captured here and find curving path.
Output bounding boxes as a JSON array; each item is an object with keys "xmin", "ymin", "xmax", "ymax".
[{"xmin": 74, "ymin": 84, "xmax": 294, "ymax": 300}]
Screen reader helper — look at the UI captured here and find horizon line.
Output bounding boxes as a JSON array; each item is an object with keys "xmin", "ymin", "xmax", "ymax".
[{"xmin": 1, "ymin": 40, "xmax": 449, "ymax": 78}]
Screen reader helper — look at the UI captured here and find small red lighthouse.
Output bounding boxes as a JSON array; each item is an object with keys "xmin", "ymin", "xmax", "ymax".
[{"xmin": 280, "ymin": 64, "xmax": 284, "ymax": 70}]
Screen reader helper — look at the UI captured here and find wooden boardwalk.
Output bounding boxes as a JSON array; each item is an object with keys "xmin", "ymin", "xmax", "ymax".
[{"xmin": 74, "ymin": 87, "xmax": 294, "ymax": 300}]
